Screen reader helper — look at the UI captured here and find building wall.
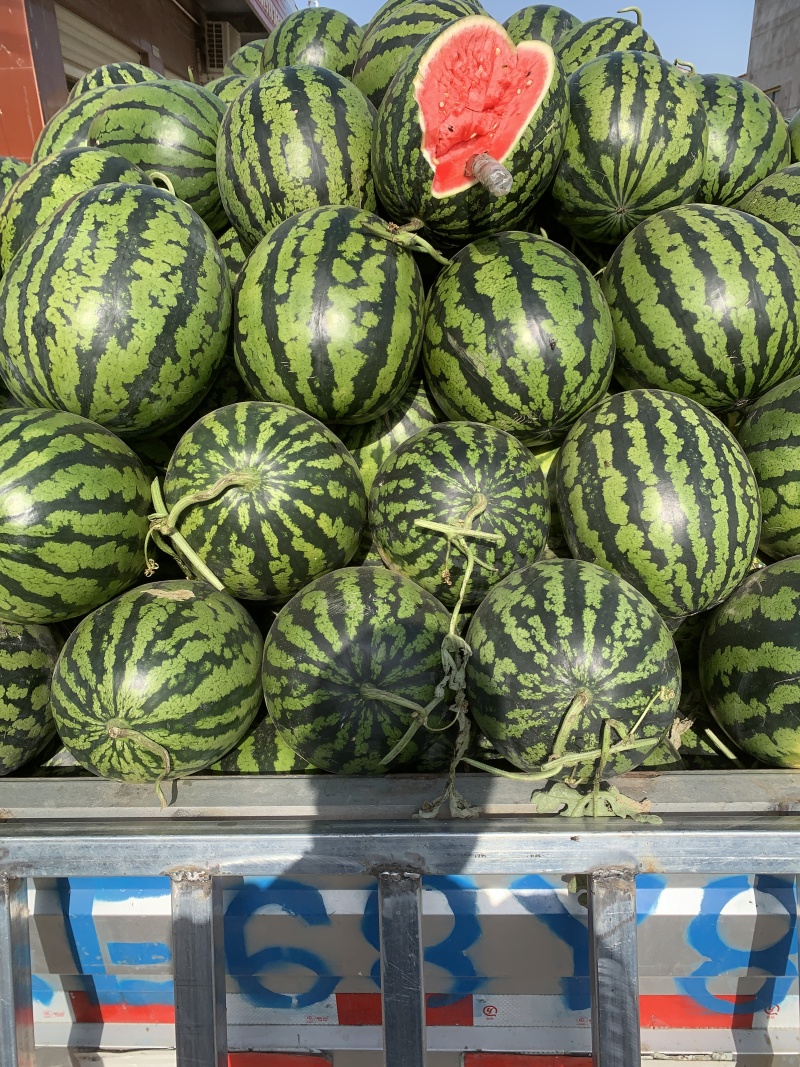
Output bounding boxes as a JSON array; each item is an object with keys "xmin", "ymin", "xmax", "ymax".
[{"xmin": 745, "ymin": 0, "xmax": 800, "ymax": 119}]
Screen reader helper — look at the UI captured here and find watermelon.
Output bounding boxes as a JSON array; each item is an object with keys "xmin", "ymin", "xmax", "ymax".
[
  {"xmin": 0, "ymin": 408, "xmax": 151, "ymax": 625},
  {"xmin": 369, "ymin": 421, "xmax": 549, "ymax": 609},
  {"xmin": 0, "ymin": 158, "xmax": 27, "ymax": 205},
  {"xmin": 699, "ymin": 557, "xmax": 800, "ymax": 767},
  {"xmin": 364, "ymin": 0, "xmax": 483, "ymax": 36},
  {"xmin": 261, "ymin": 7, "xmax": 364, "ymax": 78},
  {"xmin": 261, "ymin": 566, "xmax": 453, "ymax": 774},
  {"xmin": 0, "ymin": 621, "xmax": 62, "ymax": 775},
  {"xmin": 0, "ymin": 147, "xmax": 154, "ymax": 276},
  {"xmin": 789, "ymin": 109, "xmax": 800, "ymax": 162},
  {"xmin": 503, "ymin": 5, "xmax": 581, "ymax": 48},
  {"xmin": 234, "ymin": 205, "xmax": 425, "ymax": 425},
  {"xmin": 422, "ymin": 231, "xmax": 615, "ymax": 446},
  {"xmin": 159, "ymin": 401, "xmax": 366, "ymax": 601},
  {"xmin": 465, "ymin": 558, "xmax": 680, "ymax": 778},
  {"xmin": 556, "ymin": 389, "xmax": 762, "ymax": 620},
  {"xmin": 31, "ymin": 84, "xmax": 129, "ymax": 163},
  {"xmin": 352, "ymin": 0, "xmax": 482, "ymax": 109},
  {"xmin": 218, "ymin": 227, "xmax": 250, "ymax": 287},
  {"xmin": 224, "ymin": 40, "xmax": 268, "ymax": 77},
  {"xmin": 549, "ymin": 51, "xmax": 707, "ymax": 244},
  {"xmin": 218, "ymin": 66, "xmax": 376, "ymax": 250},
  {"xmin": 691, "ymin": 73, "xmax": 791, "ymax": 206},
  {"xmin": 68, "ymin": 62, "xmax": 162, "ymax": 100},
  {"xmin": 737, "ymin": 163, "xmax": 800, "ymax": 247},
  {"xmin": 203, "ymin": 74, "xmax": 250, "ymax": 104},
  {"xmin": 205, "ymin": 709, "xmax": 316, "ymax": 774},
  {"xmin": 372, "ymin": 15, "xmax": 569, "ymax": 246},
  {"xmin": 601, "ymin": 205, "xmax": 800, "ymax": 412},
  {"xmin": 0, "ymin": 183, "xmax": 231, "ymax": 437},
  {"xmin": 50, "ymin": 580, "xmax": 263, "ymax": 785},
  {"xmin": 555, "ymin": 7, "xmax": 660, "ymax": 76},
  {"xmin": 87, "ymin": 81, "xmax": 228, "ymax": 230}
]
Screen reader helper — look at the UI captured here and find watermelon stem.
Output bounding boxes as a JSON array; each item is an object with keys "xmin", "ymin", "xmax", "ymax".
[
  {"xmin": 703, "ymin": 727, "xmax": 743, "ymax": 764},
  {"xmin": 550, "ymin": 688, "xmax": 592, "ymax": 759},
  {"xmin": 148, "ymin": 171, "xmax": 176, "ymax": 196},
  {"xmin": 362, "ymin": 220, "xmax": 451, "ymax": 266},
  {"xmin": 465, "ymin": 153, "xmax": 513, "ymax": 198},
  {"xmin": 673, "ymin": 59, "xmax": 696, "ymax": 74},
  {"xmin": 107, "ymin": 723, "xmax": 171, "ymax": 809},
  {"xmin": 617, "ymin": 6, "xmax": 643, "ymax": 25}
]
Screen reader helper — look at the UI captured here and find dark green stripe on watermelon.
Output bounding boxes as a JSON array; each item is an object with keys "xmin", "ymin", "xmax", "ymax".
[
  {"xmin": 68, "ymin": 62, "xmax": 162, "ymax": 100},
  {"xmin": 601, "ymin": 204, "xmax": 800, "ymax": 412},
  {"xmin": 503, "ymin": 4, "xmax": 581, "ymax": 47},
  {"xmin": 550, "ymin": 51, "xmax": 707, "ymax": 244},
  {"xmin": 224, "ymin": 40, "xmax": 268, "ymax": 77},
  {"xmin": 233, "ymin": 206, "xmax": 425, "ymax": 425},
  {"xmin": 218, "ymin": 66, "xmax": 376, "ymax": 250},
  {"xmin": 262, "ymin": 566, "xmax": 453, "ymax": 774},
  {"xmin": 261, "ymin": 6, "xmax": 364, "ymax": 78},
  {"xmin": 738, "ymin": 163, "xmax": 800, "ymax": 247},
  {"xmin": 50, "ymin": 580, "xmax": 263, "ymax": 782},
  {"xmin": 422, "ymin": 231, "xmax": 615, "ymax": 445},
  {"xmin": 556, "ymin": 389, "xmax": 761, "ymax": 619},
  {"xmin": 31, "ymin": 84, "xmax": 129, "ymax": 163},
  {"xmin": 0, "ymin": 158, "xmax": 27, "ymax": 206},
  {"xmin": 218, "ymin": 227, "xmax": 250, "ymax": 287},
  {"xmin": 0, "ymin": 183, "xmax": 231, "ymax": 437},
  {"xmin": 555, "ymin": 10, "xmax": 660, "ymax": 75},
  {"xmin": 205, "ymin": 709, "xmax": 317, "ymax": 774},
  {"xmin": 0, "ymin": 621, "xmax": 62, "ymax": 775}
]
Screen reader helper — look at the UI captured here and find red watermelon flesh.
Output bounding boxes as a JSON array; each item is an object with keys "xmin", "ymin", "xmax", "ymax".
[{"xmin": 414, "ymin": 16, "xmax": 556, "ymax": 198}]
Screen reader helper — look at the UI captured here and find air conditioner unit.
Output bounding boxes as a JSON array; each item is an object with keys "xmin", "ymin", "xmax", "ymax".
[{"xmin": 204, "ymin": 20, "xmax": 241, "ymax": 79}]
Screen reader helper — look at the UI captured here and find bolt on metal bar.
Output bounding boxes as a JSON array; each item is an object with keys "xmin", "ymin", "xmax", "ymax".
[
  {"xmin": 170, "ymin": 871, "xmax": 227, "ymax": 1067},
  {"xmin": 587, "ymin": 865, "xmax": 640, "ymax": 1067},
  {"xmin": 378, "ymin": 869, "xmax": 426, "ymax": 1067},
  {"xmin": 0, "ymin": 875, "xmax": 34, "ymax": 1067}
]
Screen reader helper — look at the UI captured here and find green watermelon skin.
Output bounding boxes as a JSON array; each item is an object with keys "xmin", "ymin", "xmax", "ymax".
[
  {"xmin": 422, "ymin": 232, "xmax": 615, "ymax": 446},
  {"xmin": 738, "ymin": 163, "xmax": 800, "ymax": 247},
  {"xmin": 206, "ymin": 709, "xmax": 316, "ymax": 773},
  {"xmin": 369, "ymin": 421, "xmax": 549, "ymax": 609},
  {"xmin": 555, "ymin": 13, "xmax": 660, "ymax": 76},
  {"xmin": 162, "ymin": 402, "xmax": 367, "ymax": 601},
  {"xmin": 0, "ymin": 183, "xmax": 231, "ymax": 438},
  {"xmin": 261, "ymin": 7, "xmax": 364, "ymax": 78},
  {"xmin": 203, "ymin": 74, "xmax": 250, "ymax": 105},
  {"xmin": 50, "ymin": 580, "xmax": 263, "ymax": 782},
  {"xmin": 789, "ymin": 109, "xmax": 800, "ymax": 161},
  {"xmin": 218, "ymin": 227, "xmax": 250, "ymax": 287},
  {"xmin": 0, "ymin": 147, "xmax": 153, "ymax": 275},
  {"xmin": 0, "ymin": 158, "xmax": 27, "ymax": 206},
  {"xmin": 262, "ymin": 566, "xmax": 452, "ymax": 774},
  {"xmin": 233, "ymin": 205, "xmax": 424, "ymax": 425},
  {"xmin": 736, "ymin": 374, "xmax": 800, "ymax": 559},
  {"xmin": 31, "ymin": 85, "xmax": 128, "ymax": 163},
  {"xmin": 0, "ymin": 621, "xmax": 62, "ymax": 775},
  {"xmin": 364, "ymin": 0, "xmax": 483, "ymax": 36},
  {"xmin": 0, "ymin": 408, "xmax": 151, "ymax": 625},
  {"xmin": 218, "ymin": 66, "xmax": 376, "ymax": 250},
  {"xmin": 372, "ymin": 18, "xmax": 570, "ymax": 247},
  {"xmin": 691, "ymin": 73, "xmax": 791, "ymax": 206},
  {"xmin": 550, "ymin": 51, "xmax": 707, "ymax": 244},
  {"xmin": 699, "ymin": 557, "xmax": 800, "ymax": 768},
  {"xmin": 504, "ymin": 4, "xmax": 580, "ymax": 47},
  {"xmin": 352, "ymin": 0, "xmax": 480, "ymax": 109},
  {"xmin": 466, "ymin": 558, "xmax": 680, "ymax": 775},
  {"xmin": 602, "ymin": 205, "xmax": 800, "ymax": 412},
  {"xmin": 556, "ymin": 389, "xmax": 762, "ymax": 620},
  {"xmin": 87, "ymin": 81, "xmax": 228, "ymax": 230},
  {"xmin": 224, "ymin": 40, "xmax": 268, "ymax": 77},
  {"xmin": 68, "ymin": 62, "xmax": 162, "ymax": 100}
]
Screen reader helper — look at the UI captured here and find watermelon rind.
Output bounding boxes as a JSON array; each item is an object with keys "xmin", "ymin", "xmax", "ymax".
[
  {"xmin": 261, "ymin": 6, "xmax": 364, "ymax": 78},
  {"xmin": 0, "ymin": 157, "xmax": 27, "ymax": 207},
  {"xmin": 69, "ymin": 62, "xmax": 162, "ymax": 100},
  {"xmin": 737, "ymin": 163, "xmax": 800, "ymax": 247},
  {"xmin": 555, "ymin": 11, "xmax": 660, "ymax": 76},
  {"xmin": 0, "ymin": 621, "xmax": 62, "ymax": 776},
  {"xmin": 224, "ymin": 40, "xmax": 268, "ymax": 77},
  {"xmin": 503, "ymin": 4, "xmax": 581, "ymax": 48}
]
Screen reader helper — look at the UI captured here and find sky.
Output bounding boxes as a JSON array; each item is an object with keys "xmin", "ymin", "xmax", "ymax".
[{"xmin": 331, "ymin": 0, "xmax": 758, "ymax": 79}]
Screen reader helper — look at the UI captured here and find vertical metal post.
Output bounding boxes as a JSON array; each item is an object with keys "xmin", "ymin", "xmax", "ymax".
[
  {"xmin": 587, "ymin": 865, "xmax": 640, "ymax": 1067},
  {"xmin": 0, "ymin": 874, "xmax": 35, "ymax": 1067},
  {"xmin": 170, "ymin": 870, "xmax": 227, "ymax": 1067},
  {"xmin": 377, "ymin": 869, "xmax": 426, "ymax": 1067}
]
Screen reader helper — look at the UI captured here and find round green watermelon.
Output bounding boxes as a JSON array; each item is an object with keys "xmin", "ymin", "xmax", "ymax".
[
  {"xmin": 261, "ymin": 6, "xmax": 363, "ymax": 77},
  {"xmin": 0, "ymin": 621, "xmax": 62, "ymax": 775},
  {"xmin": 789, "ymin": 109, "xmax": 800, "ymax": 161},
  {"xmin": 737, "ymin": 163, "xmax": 800, "ymax": 247},
  {"xmin": 504, "ymin": 4, "xmax": 581, "ymax": 48},
  {"xmin": 69, "ymin": 62, "xmax": 162, "ymax": 100},
  {"xmin": 205, "ymin": 710, "xmax": 317, "ymax": 774},
  {"xmin": 555, "ymin": 9, "xmax": 659, "ymax": 75},
  {"xmin": 224, "ymin": 40, "xmax": 268, "ymax": 77},
  {"xmin": 0, "ymin": 157, "xmax": 27, "ymax": 206},
  {"xmin": 31, "ymin": 84, "xmax": 129, "ymax": 163},
  {"xmin": 203, "ymin": 74, "xmax": 249, "ymax": 104}
]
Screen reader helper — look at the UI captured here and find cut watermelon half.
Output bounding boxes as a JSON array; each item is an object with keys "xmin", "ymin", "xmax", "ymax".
[{"xmin": 414, "ymin": 15, "xmax": 557, "ymax": 198}]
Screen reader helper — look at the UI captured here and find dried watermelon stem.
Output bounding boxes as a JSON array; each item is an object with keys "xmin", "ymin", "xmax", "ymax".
[
  {"xmin": 466, "ymin": 153, "xmax": 513, "ymax": 197},
  {"xmin": 673, "ymin": 58, "xmax": 697, "ymax": 74},
  {"xmin": 107, "ymin": 722, "xmax": 171, "ymax": 809},
  {"xmin": 617, "ymin": 5, "xmax": 643, "ymax": 25},
  {"xmin": 361, "ymin": 219, "xmax": 450, "ymax": 265}
]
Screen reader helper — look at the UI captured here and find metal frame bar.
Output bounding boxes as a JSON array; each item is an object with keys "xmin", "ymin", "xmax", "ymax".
[
  {"xmin": 378, "ymin": 869, "xmax": 426, "ymax": 1067},
  {"xmin": 0, "ymin": 874, "xmax": 35, "ymax": 1067}
]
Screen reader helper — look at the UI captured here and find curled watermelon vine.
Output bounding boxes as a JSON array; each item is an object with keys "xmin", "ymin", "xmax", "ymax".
[{"xmin": 107, "ymin": 721, "xmax": 172, "ymax": 809}]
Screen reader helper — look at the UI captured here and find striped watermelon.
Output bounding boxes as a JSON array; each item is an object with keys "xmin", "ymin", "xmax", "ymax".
[
  {"xmin": 0, "ymin": 147, "xmax": 153, "ymax": 276},
  {"xmin": 790, "ymin": 109, "xmax": 800, "ymax": 161},
  {"xmin": 0, "ymin": 183, "xmax": 231, "ymax": 437},
  {"xmin": 218, "ymin": 227, "xmax": 249, "ymax": 286},
  {"xmin": 0, "ymin": 158, "xmax": 27, "ymax": 205},
  {"xmin": 601, "ymin": 205, "xmax": 800, "ymax": 412},
  {"xmin": 352, "ymin": 0, "xmax": 481, "ymax": 109},
  {"xmin": 369, "ymin": 421, "xmax": 549, "ymax": 609},
  {"xmin": 422, "ymin": 231, "xmax": 615, "ymax": 446},
  {"xmin": 159, "ymin": 402, "xmax": 366, "ymax": 601},
  {"xmin": 261, "ymin": 7, "xmax": 364, "ymax": 78},
  {"xmin": 556, "ymin": 389, "xmax": 762, "ymax": 619},
  {"xmin": 50, "ymin": 580, "xmax": 263, "ymax": 785},
  {"xmin": 503, "ymin": 5, "xmax": 581, "ymax": 47},
  {"xmin": 218, "ymin": 66, "xmax": 375, "ymax": 250},
  {"xmin": 372, "ymin": 15, "xmax": 569, "ymax": 247},
  {"xmin": 68, "ymin": 62, "xmax": 162, "ymax": 100},
  {"xmin": 206, "ymin": 710, "xmax": 316, "ymax": 774},
  {"xmin": 31, "ymin": 84, "xmax": 128, "ymax": 163},
  {"xmin": 691, "ymin": 73, "xmax": 791, "ymax": 206},
  {"xmin": 0, "ymin": 408, "xmax": 151, "ymax": 625},
  {"xmin": 699, "ymin": 557, "xmax": 800, "ymax": 767},
  {"xmin": 737, "ymin": 163, "xmax": 800, "ymax": 246},
  {"xmin": 204, "ymin": 74, "xmax": 249, "ymax": 104},
  {"xmin": 224, "ymin": 40, "xmax": 268, "ymax": 77},
  {"xmin": 364, "ymin": 0, "xmax": 483, "ymax": 35},
  {"xmin": 262, "ymin": 566, "xmax": 452, "ymax": 774},
  {"xmin": 465, "ymin": 558, "xmax": 680, "ymax": 778},
  {"xmin": 550, "ymin": 51, "xmax": 707, "ymax": 243},
  {"xmin": 87, "ymin": 81, "xmax": 227, "ymax": 230},
  {"xmin": 0, "ymin": 621, "xmax": 62, "ymax": 775},
  {"xmin": 555, "ymin": 8, "xmax": 660, "ymax": 76},
  {"xmin": 233, "ymin": 205, "xmax": 425, "ymax": 425}
]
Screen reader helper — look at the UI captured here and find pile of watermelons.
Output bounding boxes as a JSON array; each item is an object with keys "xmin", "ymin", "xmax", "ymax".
[{"xmin": 2, "ymin": 1, "xmax": 800, "ymax": 816}]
